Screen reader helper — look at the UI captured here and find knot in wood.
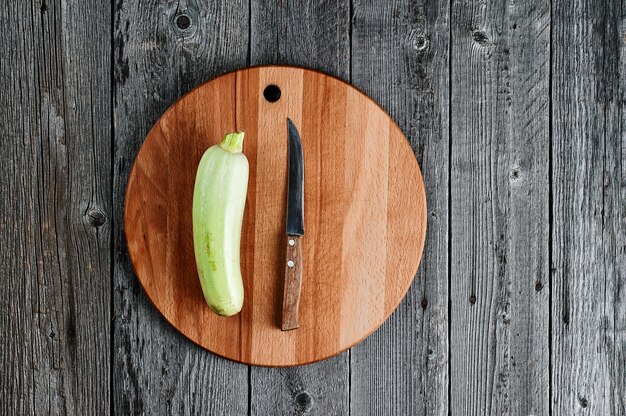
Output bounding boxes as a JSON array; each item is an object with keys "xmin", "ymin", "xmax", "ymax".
[
  {"xmin": 87, "ymin": 209, "xmax": 107, "ymax": 228},
  {"xmin": 413, "ymin": 35, "xmax": 429, "ymax": 51},
  {"xmin": 472, "ymin": 30, "xmax": 490, "ymax": 45},
  {"xmin": 175, "ymin": 14, "xmax": 191, "ymax": 30},
  {"xmin": 295, "ymin": 391, "xmax": 313, "ymax": 411}
]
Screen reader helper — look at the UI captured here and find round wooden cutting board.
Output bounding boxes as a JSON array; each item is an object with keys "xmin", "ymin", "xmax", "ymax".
[{"xmin": 124, "ymin": 66, "xmax": 427, "ymax": 366}]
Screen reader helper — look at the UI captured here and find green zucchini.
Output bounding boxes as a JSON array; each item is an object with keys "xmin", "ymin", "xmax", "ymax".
[{"xmin": 192, "ymin": 132, "xmax": 249, "ymax": 316}]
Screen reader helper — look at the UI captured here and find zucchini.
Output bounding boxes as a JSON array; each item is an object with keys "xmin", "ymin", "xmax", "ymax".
[{"xmin": 192, "ymin": 132, "xmax": 249, "ymax": 316}]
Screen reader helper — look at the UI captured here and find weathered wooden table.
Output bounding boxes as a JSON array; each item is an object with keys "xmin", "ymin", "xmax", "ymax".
[{"xmin": 2, "ymin": 0, "xmax": 624, "ymax": 415}]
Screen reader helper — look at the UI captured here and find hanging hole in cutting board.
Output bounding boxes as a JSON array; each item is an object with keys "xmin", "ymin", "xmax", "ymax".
[{"xmin": 263, "ymin": 84, "xmax": 281, "ymax": 102}]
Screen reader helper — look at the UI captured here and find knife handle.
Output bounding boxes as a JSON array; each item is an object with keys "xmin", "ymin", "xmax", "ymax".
[{"xmin": 282, "ymin": 235, "xmax": 303, "ymax": 331}]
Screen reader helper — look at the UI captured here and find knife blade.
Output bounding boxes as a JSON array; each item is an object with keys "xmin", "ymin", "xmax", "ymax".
[
  {"xmin": 286, "ymin": 119, "xmax": 304, "ymax": 236},
  {"xmin": 282, "ymin": 118, "xmax": 304, "ymax": 331}
]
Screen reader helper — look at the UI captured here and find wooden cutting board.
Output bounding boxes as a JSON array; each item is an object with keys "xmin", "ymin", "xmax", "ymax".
[{"xmin": 124, "ymin": 66, "xmax": 427, "ymax": 366}]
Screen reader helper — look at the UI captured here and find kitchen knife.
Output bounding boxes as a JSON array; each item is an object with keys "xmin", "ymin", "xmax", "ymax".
[{"xmin": 282, "ymin": 119, "xmax": 304, "ymax": 331}]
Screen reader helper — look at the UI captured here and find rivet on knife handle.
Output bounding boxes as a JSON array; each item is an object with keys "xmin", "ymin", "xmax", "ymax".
[{"xmin": 282, "ymin": 235, "xmax": 302, "ymax": 330}]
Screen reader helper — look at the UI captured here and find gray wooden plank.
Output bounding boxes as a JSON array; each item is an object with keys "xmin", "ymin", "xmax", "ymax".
[
  {"xmin": 0, "ymin": 0, "xmax": 111, "ymax": 414},
  {"xmin": 449, "ymin": 0, "xmax": 550, "ymax": 414},
  {"xmin": 250, "ymin": 355, "xmax": 348, "ymax": 416},
  {"xmin": 113, "ymin": 1, "xmax": 250, "ymax": 414},
  {"xmin": 349, "ymin": 1, "xmax": 449, "ymax": 415},
  {"xmin": 551, "ymin": 0, "xmax": 626, "ymax": 413},
  {"xmin": 250, "ymin": 0, "xmax": 350, "ymax": 75},
  {"xmin": 249, "ymin": 1, "xmax": 350, "ymax": 415}
]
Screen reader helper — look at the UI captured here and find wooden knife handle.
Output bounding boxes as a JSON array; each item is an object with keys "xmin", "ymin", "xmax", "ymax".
[{"xmin": 282, "ymin": 235, "xmax": 303, "ymax": 331}]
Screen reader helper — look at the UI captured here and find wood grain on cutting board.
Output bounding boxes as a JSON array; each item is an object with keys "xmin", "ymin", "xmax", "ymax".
[{"xmin": 124, "ymin": 66, "xmax": 427, "ymax": 366}]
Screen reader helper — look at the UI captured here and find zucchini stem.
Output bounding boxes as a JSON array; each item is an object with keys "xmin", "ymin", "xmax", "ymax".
[{"xmin": 220, "ymin": 132, "xmax": 245, "ymax": 153}]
